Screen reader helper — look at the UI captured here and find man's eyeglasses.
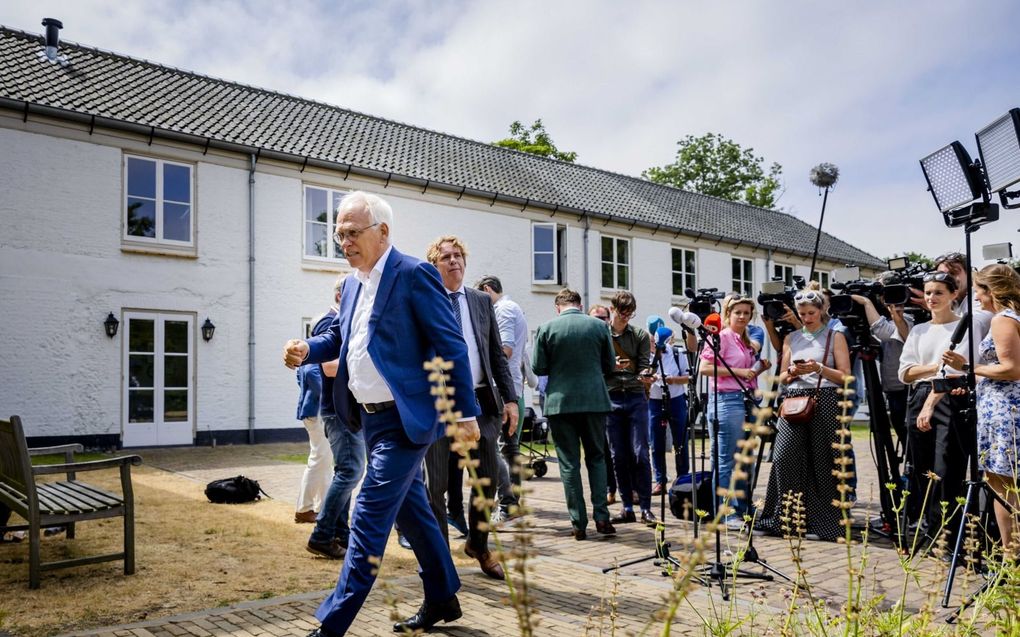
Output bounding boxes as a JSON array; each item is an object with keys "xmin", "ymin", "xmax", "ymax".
[
  {"xmin": 923, "ymin": 271, "xmax": 954, "ymax": 284},
  {"xmin": 794, "ymin": 291, "xmax": 823, "ymax": 304},
  {"xmin": 334, "ymin": 222, "xmax": 380, "ymax": 243},
  {"xmin": 614, "ymin": 309, "xmax": 635, "ymax": 318}
]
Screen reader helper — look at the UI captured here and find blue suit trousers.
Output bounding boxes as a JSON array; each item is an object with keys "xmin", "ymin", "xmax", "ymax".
[{"xmin": 316, "ymin": 408, "xmax": 459, "ymax": 634}]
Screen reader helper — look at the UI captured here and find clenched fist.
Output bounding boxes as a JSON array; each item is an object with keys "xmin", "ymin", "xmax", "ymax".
[{"xmin": 283, "ymin": 339, "xmax": 309, "ymax": 369}]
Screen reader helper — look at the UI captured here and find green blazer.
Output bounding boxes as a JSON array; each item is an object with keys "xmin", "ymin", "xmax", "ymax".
[{"xmin": 532, "ymin": 307, "xmax": 614, "ymax": 415}]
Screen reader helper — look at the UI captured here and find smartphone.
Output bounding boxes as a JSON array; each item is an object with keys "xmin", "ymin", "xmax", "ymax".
[{"xmin": 793, "ymin": 359, "xmax": 807, "ymax": 365}]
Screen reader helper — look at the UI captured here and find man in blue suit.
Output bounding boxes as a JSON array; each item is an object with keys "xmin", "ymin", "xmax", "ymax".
[{"xmin": 284, "ymin": 191, "xmax": 479, "ymax": 636}]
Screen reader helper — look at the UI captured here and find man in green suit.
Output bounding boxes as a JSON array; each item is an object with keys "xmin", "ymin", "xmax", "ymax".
[{"xmin": 532, "ymin": 288, "xmax": 617, "ymax": 540}]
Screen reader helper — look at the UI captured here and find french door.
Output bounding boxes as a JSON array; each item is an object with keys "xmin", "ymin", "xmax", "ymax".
[{"xmin": 122, "ymin": 312, "xmax": 194, "ymax": 447}]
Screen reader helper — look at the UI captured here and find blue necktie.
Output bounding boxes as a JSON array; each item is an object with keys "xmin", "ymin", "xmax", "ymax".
[{"xmin": 449, "ymin": 291, "xmax": 463, "ymax": 332}]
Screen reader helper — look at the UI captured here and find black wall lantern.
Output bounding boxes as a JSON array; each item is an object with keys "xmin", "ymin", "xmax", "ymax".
[
  {"xmin": 201, "ymin": 318, "xmax": 216, "ymax": 342},
  {"xmin": 104, "ymin": 312, "xmax": 119, "ymax": 338}
]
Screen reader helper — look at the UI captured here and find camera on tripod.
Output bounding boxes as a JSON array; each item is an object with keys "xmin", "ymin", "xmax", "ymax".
[
  {"xmin": 757, "ymin": 277, "xmax": 804, "ymax": 338},
  {"xmin": 881, "ymin": 256, "xmax": 932, "ymax": 324},
  {"xmin": 684, "ymin": 287, "xmax": 726, "ymax": 320}
]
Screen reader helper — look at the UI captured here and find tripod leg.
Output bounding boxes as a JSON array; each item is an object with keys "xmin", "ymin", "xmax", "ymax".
[{"xmin": 942, "ymin": 480, "xmax": 979, "ymax": 607}]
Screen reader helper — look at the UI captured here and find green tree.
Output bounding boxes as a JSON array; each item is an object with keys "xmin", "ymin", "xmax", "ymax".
[
  {"xmin": 643, "ymin": 132, "xmax": 783, "ymax": 209},
  {"xmin": 492, "ymin": 119, "xmax": 577, "ymax": 163}
]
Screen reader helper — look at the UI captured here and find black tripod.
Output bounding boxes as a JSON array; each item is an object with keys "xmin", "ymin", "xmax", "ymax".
[
  {"xmin": 854, "ymin": 347, "xmax": 903, "ymax": 542},
  {"xmin": 603, "ymin": 337, "xmax": 700, "ymax": 579},
  {"xmin": 695, "ymin": 327, "xmax": 778, "ymax": 599}
]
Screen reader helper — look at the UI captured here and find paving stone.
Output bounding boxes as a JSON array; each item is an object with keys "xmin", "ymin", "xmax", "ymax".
[{"xmin": 61, "ymin": 441, "xmax": 993, "ymax": 636}]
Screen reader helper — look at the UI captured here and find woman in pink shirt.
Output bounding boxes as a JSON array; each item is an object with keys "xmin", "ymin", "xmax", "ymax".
[{"xmin": 700, "ymin": 295, "xmax": 768, "ymax": 528}]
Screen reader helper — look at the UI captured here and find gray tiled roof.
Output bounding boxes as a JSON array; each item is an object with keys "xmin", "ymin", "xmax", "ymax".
[{"xmin": 0, "ymin": 26, "xmax": 884, "ymax": 268}]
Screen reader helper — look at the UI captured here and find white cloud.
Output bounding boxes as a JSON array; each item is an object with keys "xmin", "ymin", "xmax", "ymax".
[{"xmin": 4, "ymin": 0, "xmax": 1020, "ymax": 263}]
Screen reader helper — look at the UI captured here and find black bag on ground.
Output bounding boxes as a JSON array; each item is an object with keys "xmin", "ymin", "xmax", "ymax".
[
  {"xmin": 204, "ymin": 475, "xmax": 267, "ymax": 504},
  {"xmin": 668, "ymin": 471, "xmax": 713, "ymax": 521}
]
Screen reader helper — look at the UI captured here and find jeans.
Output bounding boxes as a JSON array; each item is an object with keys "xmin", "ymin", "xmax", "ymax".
[
  {"xmin": 648, "ymin": 394, "xmax": 689, "ymax": 485},
  {"xmin": 607, "ymin": 391, "xmax": 652, "ymax": 511},
  {"xmin": 707, "ymin": 391, "xmax": 748, "ymax": 516},
  {"xmin": 496, "ymin": 396, "xmax": 525, "ymax": 508},
  {"xmin": 310, "ymin": 414, "xmax": 367, "ymax": 546}
]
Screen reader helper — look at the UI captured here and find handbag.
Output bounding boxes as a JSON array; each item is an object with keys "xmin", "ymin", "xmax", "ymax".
[{"xmin": 779, "ymin": 329, "xmax": 832, "ymax": 425}]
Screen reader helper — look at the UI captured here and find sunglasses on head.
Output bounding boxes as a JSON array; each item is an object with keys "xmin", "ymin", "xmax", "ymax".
[
  {"xmin": 923, "ymin": 272, "xmax": 953, "ymax": 284},
  {"xmin": 794, "ymin": 291, "xmax": 823, "ymax": 304}
]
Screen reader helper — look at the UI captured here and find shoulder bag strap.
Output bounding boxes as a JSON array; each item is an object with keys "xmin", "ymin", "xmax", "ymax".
[{"xmin": 815, "ymin": 329, "xmax": 834, "ymax": 391}]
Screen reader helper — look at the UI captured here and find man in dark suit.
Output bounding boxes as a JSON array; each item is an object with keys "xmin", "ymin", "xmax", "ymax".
[
  {"xmin": 532, "ymin": 288, "xmax": 617, "ymax": 540},
  {"xmin": 284, "ymin": 192, "xmax": 479, "ymax": 636},
  {"xmin": 424, "ymin": 236, "xmax": 518, "ymax": 580}
]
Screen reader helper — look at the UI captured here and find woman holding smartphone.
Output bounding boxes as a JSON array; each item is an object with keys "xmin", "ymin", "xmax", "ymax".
[
  {"xmin": 897, "ymin": 272, "xmax": 970, "ymax": 541},
  {"xmin": 754, "ymin": 290, "xmax": 851, "ymax": 541}
]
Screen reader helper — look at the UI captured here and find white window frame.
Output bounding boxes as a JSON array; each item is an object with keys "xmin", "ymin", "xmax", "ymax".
[
  {"xmin": 601, "ymin": 235, "xmax": 631, "ymax": 290},
  {"xmin": 532, "ymin": 222, "xmax": 559, "ymax": 284},
  {"xmin": 811, "ymin": 270, "xmax": 832, "ymax": 289},
  {"xmin": 123, "ymin": 155, "xmax": 194, "ymax": 246},
  {"xmin": 671, "ymin": 247, "xmax": 697, "ymax": 296},
  {"xmin": 302, "ymin": 317, "xmax": 314, "ymax": 340},
  {"xmin": 732, "ymin": 257, "xmax": 754, "ymax": 296},
  {"xmin": 772, "ymin": 263, "xmax": 795, "ymax": 286},
  {"xmin": 303, "ymin": 185, "xmax": 349, "ymax": 263}
]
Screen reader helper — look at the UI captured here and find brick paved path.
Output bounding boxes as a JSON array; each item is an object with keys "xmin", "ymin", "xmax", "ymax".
[{"xmin": 62, "ymin": 433, "xmax": 991, "ymax": 637}]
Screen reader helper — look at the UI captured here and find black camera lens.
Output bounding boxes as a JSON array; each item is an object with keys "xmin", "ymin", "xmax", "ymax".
[
  {"xmin": 882, "ymin": 284, "xmax": 908, "ymax": 306},
  {"xmin": 829, "ymin": 294, "xmax": 854, "ymax": 316}
]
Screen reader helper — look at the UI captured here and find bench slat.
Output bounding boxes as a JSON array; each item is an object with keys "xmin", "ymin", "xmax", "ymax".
[
  {"xmin": 63, "ymin": 481, "xmax": 122, "ymax": 507},
  {"xmin": 34, "ymin": 488, "xmax": 73, "ymax": 515},
  {"xmin": 40, "ymin": 483, "xmax": 106, "ymax": 514}
]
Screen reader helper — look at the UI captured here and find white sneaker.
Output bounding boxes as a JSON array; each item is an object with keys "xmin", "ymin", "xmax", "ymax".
[
  {"xmin": 725, "ymin": 517, "xmax": 745, "ymax": 531},
  {"xmin": 804, "ymin": 533, "xmax": 820, "ymax": 541}
]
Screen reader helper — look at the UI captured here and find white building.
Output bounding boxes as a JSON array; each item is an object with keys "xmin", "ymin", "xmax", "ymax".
[{"xmin": 0, "ymin": 24, "xmax": 883, "ymax": 448}]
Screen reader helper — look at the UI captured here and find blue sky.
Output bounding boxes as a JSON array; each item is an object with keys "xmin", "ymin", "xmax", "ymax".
[{"xmin": 5, "ymin": 0, "xmax": 1020, "ymax": 264}]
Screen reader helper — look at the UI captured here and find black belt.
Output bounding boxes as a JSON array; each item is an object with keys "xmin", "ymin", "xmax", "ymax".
[{"xmin": 361, "ymin": 400, "xmax": 395, "ymax": 414}]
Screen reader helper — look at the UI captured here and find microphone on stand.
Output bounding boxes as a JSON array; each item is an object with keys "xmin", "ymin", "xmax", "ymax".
[
  {"xmin": 703, "ymin": 313, "xmax": 723, "ymax": 334},
  {"xmin": 655, "ymin": 325, "xmax": 673, "ymax": 351},
  {"xmin": 668, "ymin": 307, "xmax": 702, "ymax": 334}
]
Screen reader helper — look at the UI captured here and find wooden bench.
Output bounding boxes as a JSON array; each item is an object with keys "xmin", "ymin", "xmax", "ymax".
[{"xmin": 0, "ymin": 415, "xmax": 142, "ymax": 588}]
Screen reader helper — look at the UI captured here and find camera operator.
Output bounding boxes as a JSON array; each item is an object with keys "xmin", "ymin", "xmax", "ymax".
[
  {"xmin": 646, "ymin": 316, "xmax": 691, "ymax": 496},
  {"xmin": 850, "ymin": 272, "xmax": 912, "ymax": 441},
  {"xmin": 897, "ymin": 272, "xmax": 973, "ymax": 541},
  {"xmin": 763, "ymin": 306, "xmax": 801, "ymax": 353}
]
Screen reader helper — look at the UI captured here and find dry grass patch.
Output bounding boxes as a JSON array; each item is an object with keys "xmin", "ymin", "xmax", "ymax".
[{"xmin": 0, "ymin": 465, "xmax": 429, "ymax": 636}]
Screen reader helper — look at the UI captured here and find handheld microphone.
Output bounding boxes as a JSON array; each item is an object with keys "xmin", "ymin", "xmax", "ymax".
[
  {"xmin": 703, "ymin": 313, "xmax": 723, "ymax": 334},
  {"xmin": 655, "ymin": 326, "xmax": 673, "ymax": 351},
  {"xmin": 948, "ymin": 312, "xmax": 970, "ymax": 351}
]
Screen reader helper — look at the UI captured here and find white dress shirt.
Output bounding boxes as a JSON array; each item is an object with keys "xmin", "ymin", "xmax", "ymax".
[
  {"xmin": 346, "ymin": 246, "xmax": 394, "ymax": 404},
  {"xmin": 449, "ymin": 285, "xmax": 485, "ymax": 388}
]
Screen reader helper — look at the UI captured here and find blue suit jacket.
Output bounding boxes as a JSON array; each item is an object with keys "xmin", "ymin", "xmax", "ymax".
[{"xmin": 304, "ymin": 248, "xmax": 479, "ymax": 445}]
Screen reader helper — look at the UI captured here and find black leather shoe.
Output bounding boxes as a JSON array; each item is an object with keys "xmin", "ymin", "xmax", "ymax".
[
  {"xmin": 393, "ymin": 595, "xmax": 462, "ymax": 633},
  {"xmin": 572, "ymin": 526, "xmax": 587, "ymax": 541},
  {"xmin": 307, "ymin": 626, "xmax": 341, "ymax": 637},
  {"xmin": 306, "ymin": 538, "xmax": 346, "ymax": 560},
  {"xmin": 595, "ymin": 520, "xmax": 617, "ymax": 535},
  {"xmin": 397, "ymin": 530, "xmax": 412, "ymax": 550},
  {"xmin": 641, "ymin": 510, "xmax": 658, "ymax": 527},
  {"xmin": 611, "ymin": 509, "xmax": 637, "ymax": 524}
]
